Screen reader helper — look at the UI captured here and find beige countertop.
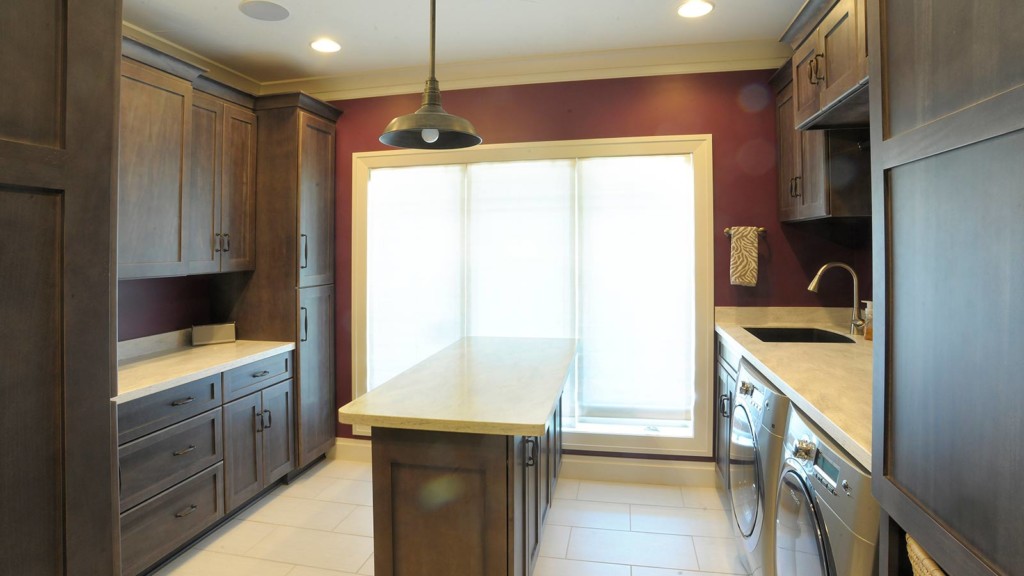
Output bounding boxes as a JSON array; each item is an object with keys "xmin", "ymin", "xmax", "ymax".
[
  {"xmin": 715, "ymin": 307, "xmax": 874, "ymax": 471},
  {"xmin": 116, "ymin": 339, "xmax": 295, "ymax": 403},
  {"xmin": 338, "ymin": 337, "xmax": 577, "ymax": 437}
]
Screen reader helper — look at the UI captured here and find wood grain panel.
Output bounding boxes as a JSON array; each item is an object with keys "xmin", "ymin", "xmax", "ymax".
[
  {"xmin": 261, "ymin": 379, "xmax": 295, "ymax": 484},
  {"xmin": 887, "ymin": 128, "xmax": 1024, "ymax": 574},
  {"xmin": 187, "ymin": 91, "xmax": 222, "ymax": 275},
  {"xmin": 792, "ymin": 38, "xmax": 822, "ymax": 128},
  {"xmin": 297, "ymin": 285, "xmax": 336, "ymax": 466},
  {"xmin": 118, "ymin": 58, "xmax": 192, "ymax": 278},
  {"xmin": 0, "ymin": 0, "xmax": 62, "ymax": 147},
  {"xmin": 884, "ymin": 1, "xmax": 1024, "ymax": 138},
  {"xmin": 221, "ymin": 103, "xmax": 257, "ymax": 272},
  {"xmin": 0, "ymin": 188, "xmax": 64, "ymax": 575},
  {"xmin": 775, "ymin": 81, "xmax": 799, "ymax": 221},
  {"xmin": 298, "ymin": 112, "xmax": 336, "ymax": 288},
  {"xmin": 223, "ymin": 393, "xmax": 264, "ymax": 512},
  {"xmin": 820, "ymin": 0, "xmax": 867, "ymax": 105},
  {"xmin": 372, "ymin": 428, "xmax": 509, "ymax": 576}
]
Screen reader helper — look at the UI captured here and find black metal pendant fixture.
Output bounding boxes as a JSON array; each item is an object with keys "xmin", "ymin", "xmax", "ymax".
[{"xmin": 379, "ymin": 0, "xmax": 482, "ymax": 149}]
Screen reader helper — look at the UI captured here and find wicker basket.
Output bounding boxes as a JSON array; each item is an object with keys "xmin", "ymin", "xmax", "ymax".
[{"xmin": 907, "ymin": 534, "xmax": 947, "ymax": 576}]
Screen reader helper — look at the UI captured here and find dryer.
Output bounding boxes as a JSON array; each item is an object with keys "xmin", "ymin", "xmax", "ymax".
[
  {"xmin": 729, "ymin": 359, "xmax": 790, "ymax": 576},
  {"xmin": 775, "ymin": 406, "xmax": 880, "ymax": 576}
]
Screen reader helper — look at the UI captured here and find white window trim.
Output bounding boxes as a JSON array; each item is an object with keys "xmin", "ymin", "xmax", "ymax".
[{"xmin": 351, "ymin": 135, "xmax": 715, "ymax": 458}]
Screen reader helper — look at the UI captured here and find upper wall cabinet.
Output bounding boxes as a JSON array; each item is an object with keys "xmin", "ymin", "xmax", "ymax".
[
  {"xmin": 790, "ymin": 0, "xmax": 869, "ymax": 129},
  {"xmin": 118, "ymin": 58, "xmax": 195, "ymax": 279},
  {"xmin": 188, "ymin": 91, "xmax": 257, "ymax": 274}
]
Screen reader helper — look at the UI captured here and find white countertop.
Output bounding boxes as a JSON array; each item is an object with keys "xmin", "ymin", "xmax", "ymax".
[
  {"xmin": 338, "ymin": 337, "xmax": 577, "ymax": 437},
  {"xmin": 715, "ymin": 307, "xmax": 874, "ymax": 471},
  {"xmin": 116, "ymin": 340, "xmax": 295, "ymax": 403}
]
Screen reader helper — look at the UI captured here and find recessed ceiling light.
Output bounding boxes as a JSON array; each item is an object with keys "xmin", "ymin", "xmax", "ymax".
[
  {"xmin": 239, "ymin": 0, "xmax": 289, "ymax": 22},
  {"xmin": 678, "ymin": 0, "xmax": 714, "ymax": 18},
  {"xmin": 311, "ymin": 38, "xmax": 341, "ymax": 53}
]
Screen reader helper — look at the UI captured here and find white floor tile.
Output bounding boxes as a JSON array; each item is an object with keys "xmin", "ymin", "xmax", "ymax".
[
  {"xmin": 313, "ymin": 459, "xmax": 374, "ymax": 482},
  {"xmin": 539, "ymin": 525, "xmax": 572, "ymax": 558},
  {"xmin": 153, "ymin": 549, "xmax": 293, "ymax": 576},
  {"xmin": 277, "ymin": 474, "xmax": 345, "ymax": 500},
  {"xmin": 239, "ymin": 496, "xmax": 357, "ymax": 531},
  {"xmin": 193, "ymin": 519, "xmax": 277, "ymax": 554},
  {"xmin": 548, "ymin": 499, "xmax": 631, "ymax": 530},
  {"xmin": 630, "ymin": 568, "xmax": 731, "ymax": 576},
  {"xmin": 554, "ymin": 478, "xmax": 581, "ymax": 499},
  {"xmin": 681, "ymin": 486, "xmax": 730, "ymax": 511},
  {"xmin": 630, "ymin": 505, "xmax": 735, "ymax": 538},
  {"xmin": 334, "ymin": 505, "xmax": 374, "ymax": 537},
  {"xmin": 358, "ymin": 554, "xmax": 375, "ymax": 575},
  {"xmin": 312, "ymin": 478, "xmax": 374, "ymax": 506},
  {"xmin": 534, "ymin": 557, "xmax": 631, "ymax": 576},
  {"xmin": 578, "ymin": 481, "xmax": 685, "ymax": 507},
  {"xmin": 287, "ymin": 567, "xmax": 361, "ymax": 576},
  {"xmin": 248, "ymin": 526, "xmax": 373, "ymax": 572},
  {"xmin": 693, "ymin": 536, "xmax": 747, "ymax": 574},
  {"xmin": 566, "ymin": 527, "xmax": 699, "ymax": 571}
]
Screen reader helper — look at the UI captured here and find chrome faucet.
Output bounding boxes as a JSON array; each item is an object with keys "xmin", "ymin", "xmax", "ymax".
[{"xmin": 808, "ymin": 262, "xmax": 864, "ymax": 335}]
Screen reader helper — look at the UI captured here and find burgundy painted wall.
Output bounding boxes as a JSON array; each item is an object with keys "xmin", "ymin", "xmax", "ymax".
[
  {"xmin": 118, "ymin": 276, "xmax": 212, "ymax": 341},
  {"xmin": 330, "ymin": 70, "xmax": 871, "ymax": 436}
]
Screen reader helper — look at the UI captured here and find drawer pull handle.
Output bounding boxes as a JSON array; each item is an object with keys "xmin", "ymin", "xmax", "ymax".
[
  {"xmin": 301, "ymin": 234, "xmax": 309, "ymax": 269},
  {"xmin": 171, "ymin": 397, "xmax": 195, "ymax": 407},
  {"xmin": 524, "ymin": 438, "xmax": 537, "ymax": 467},
  {"xmin": 175, "ymin": 504, "xmax": 198, "ymax": 518},
  {"xmin": 223, "ymin": 233, "xmax": 231, "ymax": 252},
  {"xmin": 253, "ymin": 370, "xmax": 271, "ymax": 378},
  {"xmin": 263, "ymin": 409, "xmax": 272, "ymax": 429},
  {"xmin": 173, "ymin": 445, "xmax": 196, "ymax": 456}
]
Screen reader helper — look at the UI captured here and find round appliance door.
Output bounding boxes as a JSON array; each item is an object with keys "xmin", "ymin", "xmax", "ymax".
[
  {"xmin": 776, "ymin": 468, "xmax": 830, "ymax": 576},
  {"xmin": 729, "ymin": 403, "xmax": 760, "ymax": 538}
]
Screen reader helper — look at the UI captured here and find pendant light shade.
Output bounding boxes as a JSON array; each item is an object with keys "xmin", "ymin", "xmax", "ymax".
[{"xmin": 379, "ymin": 0, "xmax": 481, "ymax": 149}]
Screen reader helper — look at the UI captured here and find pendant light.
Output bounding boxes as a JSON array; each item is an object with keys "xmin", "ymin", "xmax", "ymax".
[{"xmin": 379, "ymin": 0, "xmax": 482, "ymax": 149}]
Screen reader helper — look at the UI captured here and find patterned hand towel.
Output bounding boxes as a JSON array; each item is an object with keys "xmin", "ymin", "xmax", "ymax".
[{"xmin": 729, "ymin": 226, "xmax": 759, "ymax": 287}]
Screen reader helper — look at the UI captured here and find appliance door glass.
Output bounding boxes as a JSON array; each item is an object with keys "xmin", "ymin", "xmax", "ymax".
[
  {"xmin": 729, "ymin": 404, "xmax": 759, "ymax": 538},
  {"xmin": 776, "ymin": 469, "xmax": 829, "ymax": 576}
]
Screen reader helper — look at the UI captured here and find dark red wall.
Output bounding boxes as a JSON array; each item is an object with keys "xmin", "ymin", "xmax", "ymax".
[
  {"xmin": 330, "ymin": 70, "xmax": 871, "ymax": 436},
  {"xmin": 118, "ymin": 276, "xmax": 212, "ymax": 341}
]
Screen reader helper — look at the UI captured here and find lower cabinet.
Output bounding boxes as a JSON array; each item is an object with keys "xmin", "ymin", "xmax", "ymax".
[
  {"xmin": 223, "ymin": 379, "xmax": 294, "ymax": 511},
  {"xmin": 715, "ymin": 336, "xmax": 739, "ymax": 487}
]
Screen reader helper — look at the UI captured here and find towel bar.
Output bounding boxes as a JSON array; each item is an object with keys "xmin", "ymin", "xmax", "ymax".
[{"xmin": 724, "ymin": 227, "xmax": 766, "ymax": 237}]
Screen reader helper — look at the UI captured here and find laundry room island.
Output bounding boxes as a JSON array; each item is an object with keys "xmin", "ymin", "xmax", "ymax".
[{"xmin": 337, "ymin": 337, "xmax": 576, "ymax": 576}]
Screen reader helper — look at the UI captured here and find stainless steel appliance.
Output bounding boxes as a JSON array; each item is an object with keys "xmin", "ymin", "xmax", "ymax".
[
  {"xmin": 775, "ymin": 406, "xmax": 880, "ymax": 576},
  {"xmin": 730, "ymin": 359, "xmax": 790, "ymax": 576}
]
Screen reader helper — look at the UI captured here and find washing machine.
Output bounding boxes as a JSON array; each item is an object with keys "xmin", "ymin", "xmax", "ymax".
[
  {"xmin": 775, "ymin": 406, "xmax": 880, "ymax": 576},
  {"xmin": 729, "ymin": 359, "xmax": 790, "ymax": 576}
]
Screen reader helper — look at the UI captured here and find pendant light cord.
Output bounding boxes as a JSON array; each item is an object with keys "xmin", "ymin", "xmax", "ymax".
[{"xmin": 429, "ymin": 0, "xmax": 436, "ymax": 81}]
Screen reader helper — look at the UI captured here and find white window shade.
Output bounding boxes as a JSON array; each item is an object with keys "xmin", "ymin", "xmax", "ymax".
[
  {"xmin": 366, "ymin": 165, "xmax": 465, "ymax": 390},
  {"xmin": 577, "ymin": 155, "xmax": 695, "ymax": 422},
  {"xmin": 467, "ymin": 160, "xmax": 575, "ymax": 338}
]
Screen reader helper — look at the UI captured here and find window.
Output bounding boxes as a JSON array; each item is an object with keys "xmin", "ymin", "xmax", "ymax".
[{"xmin": 352, "ymin": 137, "xmax": 714, "ymax": 457}]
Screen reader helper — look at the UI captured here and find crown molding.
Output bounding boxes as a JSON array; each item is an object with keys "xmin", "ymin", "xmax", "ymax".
[{"xmin": 122, "ymin": 22, "xmax": 792, "ymax": 102}]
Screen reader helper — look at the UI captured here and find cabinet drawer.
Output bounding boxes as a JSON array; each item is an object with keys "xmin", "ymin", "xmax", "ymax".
[
  {"xmin": 120, "ymin": 463, "xmax": 224, "ymax": 576},
  {"xmin": 223, "ymin": 352, "xmax": 292, "ymax": 402},
  {"xmin": 118, "ymin": 375, "xmax": 222, "ymax": 445},
  {"xmin": 119, "ymin": 408, "xmax": 223, "ymax": 512}
]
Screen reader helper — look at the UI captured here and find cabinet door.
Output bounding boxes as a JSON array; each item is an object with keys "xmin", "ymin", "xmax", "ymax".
[
  {"xmin": 819, "ymin": 0, "xmax": 867, "ymax": 106},
  {"xmin": 523, "ymin": 437, "xmax": 541, "ymax": 571},
  {"xmin": 187, "ymin": 92, "xmax": 223, "ymax": 275},
  {"xmin": 297, "ymin": 112, "xmax": 336, "ymax": 287},
  {"xmin": 792, "ymin": 129, "xmax": 827, "ymax": 220},
  {"xmin": 539, "ymin": 422, "xmax": 551, "ymax": 522},
  {"xmin": 223, "ymin": 393, "xmax": 263, "ymax": 512},
  {"xmin": 792, "ymin": 38, "xmax": 823, "ymax": 128},
  {"xmin": 714, "ymin": 362, "xmax": 734, "ymax": 487},
  {"xmin": 118, "ymin": 58, "xmax": 192, "ymax": 279},
  {"xmin": 261, "ymin": 379, "xmax": 295, "ymax": 484},
  {"xmin": 220, "ymin": 104, "xmax": 257, "ymax": 272},
  {"xmin": 775, "ymin": 82, "xmax": 801, "ymax": 221},
  {"xmin": 297, "ymin": 284, "xmax": 336, "ymax": 467}
]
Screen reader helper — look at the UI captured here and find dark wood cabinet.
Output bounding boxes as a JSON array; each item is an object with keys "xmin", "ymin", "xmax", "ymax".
[
  {"xmin": 187, "ymin": 91, "xmax": 257, "ymax": 274},
  {"xmin": 714, "ymin": 336, "xmax": 739, "ymax": 487},
  {"xmin": 789, "ymin": 0, "xmax": 869, "ymax": 129},
  {"xmin": 118, "ymin": 57, "xmax": 196, "ymax": 279},
  {"xmin": 0, "ymin": 0, "xmax": 120, "ymax": 572},
  {"xmin": 298, "ymin": 112, "xmax": 336, "ymax": 288},
  {"xmin": 223, "ymin": 379, "xmax": 295, "ymax": 512},
  {"xmin": 869, "ymin": 1, "xmax": 1024, "ymax": 574},
  {"xmin": 297, "ymin": 285, "xmax": 337, "ymax": 467},
  {"xmin": 775, "ymin": 75, "xmax": 871, "ymax": 222}
]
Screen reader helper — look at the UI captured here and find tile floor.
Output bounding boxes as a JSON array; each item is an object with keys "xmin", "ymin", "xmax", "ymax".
[{"xmin": 155, "ymin": 458, "xmax": 746, "ymax": 576}]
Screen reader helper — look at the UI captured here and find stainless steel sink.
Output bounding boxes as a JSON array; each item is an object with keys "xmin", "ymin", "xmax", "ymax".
[{"xmin": 743, "ymin": 327, "xmax": 855, "ymax": 344}]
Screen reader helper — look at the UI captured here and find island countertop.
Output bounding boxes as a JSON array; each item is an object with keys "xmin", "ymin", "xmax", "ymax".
[{"xmin": 338, "ymin": 337, "xmax": 577, "ymax": 436}]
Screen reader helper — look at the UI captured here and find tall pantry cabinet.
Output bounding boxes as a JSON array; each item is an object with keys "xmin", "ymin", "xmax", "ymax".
[{"xmin": 226, "ymin": 94, "xmax": 341, "ymax": 469}]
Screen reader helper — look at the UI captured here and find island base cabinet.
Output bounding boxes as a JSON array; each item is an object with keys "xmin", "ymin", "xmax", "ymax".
[{"xmin": 370, "ymin": 423, "xmax": 561, "ymax": 576}]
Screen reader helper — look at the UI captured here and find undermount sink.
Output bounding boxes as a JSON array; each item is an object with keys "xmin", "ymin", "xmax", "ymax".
[{"xmin": 743, "ymin": 327, "xmax": 855, "ymax": 344}]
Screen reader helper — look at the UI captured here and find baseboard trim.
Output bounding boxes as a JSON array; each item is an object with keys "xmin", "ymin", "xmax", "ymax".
[{"xmin": 332, "ymin": 437, "xmax": 716, "ymax": 486}]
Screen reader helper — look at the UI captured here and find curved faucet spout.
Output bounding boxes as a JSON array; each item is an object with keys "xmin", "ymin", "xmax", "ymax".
[{"xmin": 808, "ymin": 262, "xmax": 863, "ymax": 335}]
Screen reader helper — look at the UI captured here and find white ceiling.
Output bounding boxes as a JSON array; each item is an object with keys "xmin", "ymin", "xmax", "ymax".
[{"xmin": 122, "ymin": 0, "xmax": 804, "ymax": 98}]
